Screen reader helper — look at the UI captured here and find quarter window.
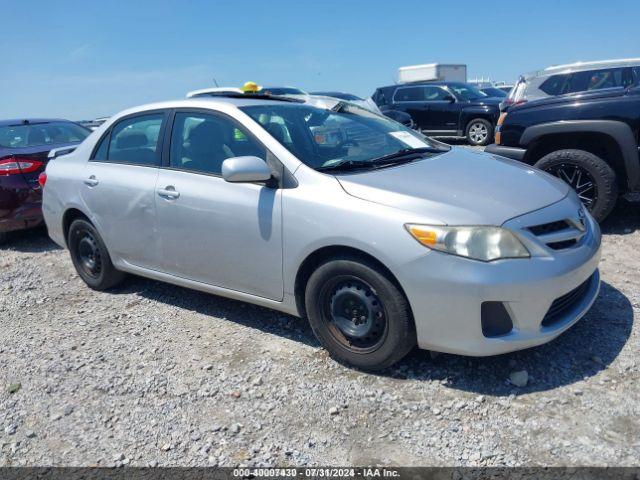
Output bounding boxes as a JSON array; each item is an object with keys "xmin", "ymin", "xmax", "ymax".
[
  {"xmin": 93, "ymin": 113, "xmax": 164, "ymax": 166},
  {"xmin": 169, "ymin": 112, "xmax": 265, "ymax": 175},
  {"xmin": 394, "ymin": 87, "xmax": 425, "ymax": 102}
]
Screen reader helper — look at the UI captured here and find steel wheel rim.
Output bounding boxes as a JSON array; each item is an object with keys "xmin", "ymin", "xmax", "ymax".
[
  {"xmin": 319, "ymin": 276, "xmax": 388, "ymax": 353},
  {"xmin": 469, "ymin": 122, "xmax": 488, "ymax": 143},
  {"xmin": 75, "ymin": 229, "xmax": 102, "ymax": 278},
  {"xmin": 546, "ymin": 162, "xmax": 598, "ymax": 210}
]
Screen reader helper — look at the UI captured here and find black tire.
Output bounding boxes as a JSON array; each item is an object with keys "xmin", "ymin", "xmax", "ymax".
[
  {"xmin": 304, "ymin": 255, "xmax": 416, "ymax": 371},
  {"xmin": 0, "ymin": 232, "xmax": 7, "ymax": 245},
  {"xmin": 67, "ymin": 219, "xmax": 125, "ymax": 290},
  {"xmin": 465, "ymin": 118, "xmax": 493, "ymax": 146},
  {"xmin": 534, "ymin": 149, "xmax": 618, "ymax": 222}
]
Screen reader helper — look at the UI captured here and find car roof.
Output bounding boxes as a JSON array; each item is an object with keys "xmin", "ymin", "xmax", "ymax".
[
  {"xmin": 523, "ymin": 57, "xmax": 640, "ymax": 79},
  {"xmin": 0, "ymin": 118, "xmax": 72, "ymax": 127},
  {"xmin": 108, "ymin": 96, "xmax": 311, "ymax": 119},
  {"xmin": 377, "ymin": 81, "xmax": 467, "ymax": 90}
]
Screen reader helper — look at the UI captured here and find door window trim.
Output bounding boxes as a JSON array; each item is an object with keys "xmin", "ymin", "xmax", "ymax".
[
  {"xmin": 89, "ymin": 109, "xmax": 169, "ymax": 168},
  {"xmin": 162, "ymin": 107, "xmax": 287, "ymax": 187}
]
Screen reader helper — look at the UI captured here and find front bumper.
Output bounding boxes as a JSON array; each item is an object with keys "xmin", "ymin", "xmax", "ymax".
[{"xmin": 397, "ymin": 200, "xmax": 601, "ymax": 356}]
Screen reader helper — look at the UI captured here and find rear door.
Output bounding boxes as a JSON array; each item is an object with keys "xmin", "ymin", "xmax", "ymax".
[
  {"xmin": 391, "ymin": 86, "xmax": 430, "ymax": 130},
  {"xmin": 80, "ymin": 111, "xmax": 167, "ymax": 269}
]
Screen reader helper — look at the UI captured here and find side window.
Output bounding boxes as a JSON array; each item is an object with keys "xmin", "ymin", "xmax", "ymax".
[
  {"xmin": 540, "ymin": 74, "xmax": 568, "ymax": 95},
  {"xmin": 423, "ymin": 86, "xmax": 450, "ymax": 101},
  {"xmin": 92, "ymin": 133, "xmax": 109, "ymax": 161},
  {"xmin": 394, "ymin": 87, "xmax": 425, "ymax": 102},
  {"xmin": 102, "ymin": 114, "xmax": 164, "ymax": 166},
  {"xmin": 169, "ymin": 112, "xmax": 266, "ymax": 175}
]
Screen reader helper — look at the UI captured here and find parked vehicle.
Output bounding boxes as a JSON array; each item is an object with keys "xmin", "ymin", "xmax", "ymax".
[
  {"xmin": 503, "ymin": 58, "xmax": 640, "ymax": 109},
  {"xmin": 309, "ymin": 91, "xmax": 383, "ymax": 114},
  {"xmin": 260, "ymin": 86, "xmax": 308, "ymax": 98},
  {"xmin": 0, "ymin": 119, "xmax": 90, "ymax": 243},
  {"xmin": 372, "ymin": 82, "xmax": 501, "ymax": 146},
  {"xmin": 42, "ymin": 95, "xmax": 600, "ymax": 370},
  {"xmin": 186, "ymin": 87, "xmax": 243, "ymax": 98},
  {"xmin": 480, "ymin": 87, "xmax": 508, "ymax": 98},
  {"xmin": 398, "ymin": 64, "xmax": 467, "ymax": 83},
  {"xmin": 486, "ymin": 81, "xmax": 640, "ymax": 222},
  {"xmin": 78, "ymin": 116, "xmax": 110, "ymax": 131}
]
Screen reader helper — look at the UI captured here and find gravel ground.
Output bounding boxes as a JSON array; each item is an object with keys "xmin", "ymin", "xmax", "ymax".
[{"xmin": 1, "ymin": 192, "xmax": 639, "ymax": 467}]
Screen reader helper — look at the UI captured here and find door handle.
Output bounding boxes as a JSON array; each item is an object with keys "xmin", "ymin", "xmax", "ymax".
[
  {"xmin": 83, "ymin": 175, "xmax": 99, "ymax": 187},
  {"xmin": 157, "ymin": 186, "xmax": 180, "ymax": 199}
]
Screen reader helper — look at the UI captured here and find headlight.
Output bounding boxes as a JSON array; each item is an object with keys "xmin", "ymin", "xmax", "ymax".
[{"xmin": 406, "ymin": 224, "xmax": 530, "ymax": 262}]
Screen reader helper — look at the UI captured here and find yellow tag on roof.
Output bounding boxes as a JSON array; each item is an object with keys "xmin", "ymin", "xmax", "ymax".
[{"xmin": 241, "ymin": 81, "xmax": 261, "ymax": 93}]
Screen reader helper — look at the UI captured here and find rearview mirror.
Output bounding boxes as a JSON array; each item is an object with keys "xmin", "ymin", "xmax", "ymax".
[{"xmin": 222, "ymin": 156, "xmax": 272, "ymax": 184}]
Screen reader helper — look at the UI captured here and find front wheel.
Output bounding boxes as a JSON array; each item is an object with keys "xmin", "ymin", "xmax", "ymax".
[
  {"xmin": 68, "ymin": 218, "xmax": 125, "ymax": 290},
  {"xmin": 534, "ymin": 149, "xmax": 618, "ymax": 222},
  {"xmin": 465, "ymin": 118, "xmax": 493, "ymax": 146},
  {"xmin": 304, "ymin": 256, "xmax": 416, "ymax": 371}
]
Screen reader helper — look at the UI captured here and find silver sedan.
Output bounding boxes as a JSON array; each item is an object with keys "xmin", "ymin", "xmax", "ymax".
[{"xmin": 41, "ymin": 95, "xmax": 601, "ymax": 370}]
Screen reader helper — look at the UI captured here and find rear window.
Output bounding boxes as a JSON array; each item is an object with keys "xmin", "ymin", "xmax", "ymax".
[
  {"xmin": 0, "ymin": 121, "xmax": 89, "ymax": 148},
  {"xmin": 394, "ymin": 86, "xmax": 425, "ymax": 102}
]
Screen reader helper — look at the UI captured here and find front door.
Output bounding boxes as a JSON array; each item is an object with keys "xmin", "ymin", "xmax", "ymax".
[
  {"xmin": 154, "ymin": 110, "xmax": 283, "ymax": 301},
  {"xmin": 422, "ymin": 86, "xmax": 460, "ymax": 133},
  {"xmin": 80, "ymin": 112, "xmax": 166, "ymax": 268}
]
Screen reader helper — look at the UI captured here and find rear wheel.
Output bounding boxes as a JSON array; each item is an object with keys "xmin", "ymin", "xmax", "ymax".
[
  {"xmin": 534, "ymin": 149, "xmax": 618, "ymax": 222},
  {"xmin": 67, "ymin": 219, "xmax": 125, "ymax": 290},
  {"xmin": 304, "ymin": 256, "xmax": 416, "ymax": 371},
  {"xmin": 465, "ymin": 118, "xmax": 493, "ymax": 146}
]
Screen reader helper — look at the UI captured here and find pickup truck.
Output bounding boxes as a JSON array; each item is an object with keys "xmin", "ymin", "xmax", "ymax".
[{"xmin": 486, "ymin": 85, "xmax": 640, "ymax": 221}]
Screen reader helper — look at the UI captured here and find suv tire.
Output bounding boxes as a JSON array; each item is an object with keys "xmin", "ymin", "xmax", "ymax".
[
  {"xmin": 304, "ymin": 255, "xmax": 416, "ymax": 371},
  {"xmin": 534, "ymin": 149, "xmax": 618, "ymax": 222},
  {"xmin": 466, "ymin": 118, "xmax": 493, "ymax": 146},
  {"xmin": 68, "ymin": 218, "xmax": 125, "ymax": 290}
]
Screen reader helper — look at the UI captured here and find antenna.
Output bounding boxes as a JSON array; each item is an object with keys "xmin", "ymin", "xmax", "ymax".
[{"xmin": 212, "ymin": 77, "xmax": 220, "ymax": 87}]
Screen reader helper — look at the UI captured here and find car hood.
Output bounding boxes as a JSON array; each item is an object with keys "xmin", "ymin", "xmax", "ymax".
[
  {"xmin": 468, "ymin": 97, "xmax": 502, "ymax": 107},
  {"xmin": 336, "ymin": 147, "xmax": 569, "ymax": 225}
]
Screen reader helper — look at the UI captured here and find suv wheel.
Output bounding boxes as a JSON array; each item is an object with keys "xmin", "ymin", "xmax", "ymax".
[
  {"xmin": 465, "ymin": 119, "xmax": 493, "ymax": 146},
  {"xmin": 304, "ymin": 256, "xmax": 416, "ymax": 371},
  {"xmin": 534, "ymin": 149, "xmax": 618, "ymax": 222},
  {"xmin": 68, "ymin": 218, "xmax": 125, "ymax": 290}
]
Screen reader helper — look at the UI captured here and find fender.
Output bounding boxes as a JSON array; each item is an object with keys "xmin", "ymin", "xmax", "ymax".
[
  {"xmin": 521, "ymin": 120, "xmax": 640, "ymax": 190},
  {"xmin": 460, "ymin": 107, "xmax": 499, "ymax": 130}
]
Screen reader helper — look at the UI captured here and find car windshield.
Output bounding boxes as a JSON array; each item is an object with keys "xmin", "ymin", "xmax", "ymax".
[
  {"xmin": 240, "ymin": 103, "xmax": 448, "ymax": 171},
  {"xmin": 0, "ymin": 121, "xmax": 89, "ymax": 148},
  {"xmin": 261, "ymin": 87, "xmax": 306, "ymax": 95},
  {"xmin": 448, "ymin": 84, "xmax": 488, "ymax": 101}
]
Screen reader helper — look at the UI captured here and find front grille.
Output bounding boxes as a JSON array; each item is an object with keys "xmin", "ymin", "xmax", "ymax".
[
  {"xmin": 527, "ymin": 216, "xmax": 586, "ymax": 251},
  {"xmin": 528, "ymin": 220, "xmax": 569, "ymax": 236},
  {"xmin": 541, "ymin": 278, "xmax": 591, "ymax": 327}
]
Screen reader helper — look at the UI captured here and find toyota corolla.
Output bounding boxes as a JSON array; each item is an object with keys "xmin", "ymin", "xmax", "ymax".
[{"xmin": 41, "ymin": 94, "xmax": 601, "ymax": 370}]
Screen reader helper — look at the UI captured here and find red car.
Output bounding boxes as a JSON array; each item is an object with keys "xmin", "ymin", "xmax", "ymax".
[{"xmin": 0, "ymin": 119, "xmax": 90, "ymax": 243}]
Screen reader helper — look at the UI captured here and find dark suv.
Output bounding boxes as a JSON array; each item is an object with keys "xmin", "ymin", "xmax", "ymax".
[
  {"xmin": 372, "ymin": 82, "xmax": 502, "ymax": 146},
  {"xmin": 486, "ymin": 84, "xmax": 640, "ymax": 221}
]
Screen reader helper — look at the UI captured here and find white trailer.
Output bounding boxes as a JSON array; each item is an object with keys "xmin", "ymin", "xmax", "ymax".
[{"xmin": 398, "ymin": 64, "xmax": 467, "ymax": 83}]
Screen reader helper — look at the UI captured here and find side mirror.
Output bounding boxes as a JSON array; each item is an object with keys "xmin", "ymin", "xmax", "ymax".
[
  {"xmin": 444, "ymin": 94, "xmax": 456, "ymax": 103},
  {"xmin": 222, "ymin": 156, "xmax": 273, "ymax": 184}
]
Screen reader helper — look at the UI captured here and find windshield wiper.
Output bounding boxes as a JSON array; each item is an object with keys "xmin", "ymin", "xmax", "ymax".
[
  {"xmin": 369, "ymin": 147, "xmax": 440, "ymax": 165},
  {"xmin": 316, "ymin": 159, "xmax": 376, "ymax": 172}
]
